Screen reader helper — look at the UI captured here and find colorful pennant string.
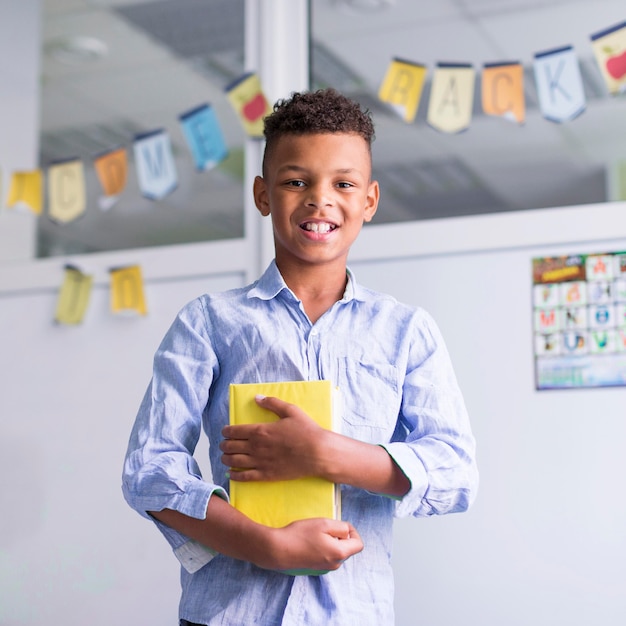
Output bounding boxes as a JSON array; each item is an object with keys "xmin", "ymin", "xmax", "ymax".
[
  {"xmin": 590, "ymin": 21, "xmax": 626, "ymax": 95},
  {"xmin": 54, "ymin": 265, "xmax": 93, "ymax": 325},
  {"xmin": 47, "ymin": 158, "xmax": 86, "ymax": 223},
  {"xmin": 133, "ymin": 129, "xmax": 178, "ymax": 201},
  {"xmin": 482, "ymin": 62, "xmax": 525, "ymax": 124},
  {"xmin": 179, "ymin": 103, "xmax": 228, "ymax": 171},
  {"xmin": 533, "ymin": 46, "xmax": 586, "ymax": 123},
  {"xmin": 427, "ymin": 63, "xmax": 475, "ymax": 134},
  {"xmin": 94, "ymin": 147, "xmax": 128, "ymax": 211},
  {"xmin": 110, "ymin": 265, "xmax": 148, "ymax": 316},
  {"xmin": 378, "ymin": 58, "xmax": 428, "ymax": 123},
  {"xmin": 225, "ymin": 72, "xmax": 272, "ymax": 138},
  {"xmin": 7, "ymin": 170, "xmax": 43, "ymax": 215}
]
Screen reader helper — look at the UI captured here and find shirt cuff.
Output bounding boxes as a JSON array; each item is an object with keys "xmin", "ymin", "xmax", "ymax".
[
  {"xmin": 174, "ymin": 539, "xmax": 217, "ymax": 574},
  {"xmin": 152, "ymin": 486, "xmax": 228, "ymax": 574},
  {"xmin": 379, "ymin": 442, "xmax": 431, "ymax": 517}
]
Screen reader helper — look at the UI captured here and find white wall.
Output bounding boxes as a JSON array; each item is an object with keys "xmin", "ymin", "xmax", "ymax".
[
  {"xmin": 0, "ymin": 0, "xmax": 40, "ymax": 262},
  {"xmin": 0, "ymin": 242, "xmax": 247, "ymax": 624},
  {"xmin": 1, "ymin": 203, "xmax": 625, "ymax": 624},
  {"xmin": 354, "ymin": 241, "xmax": 626, "ymax": 626},
  {"xmin": 2, "ymin": 3, "xmax": 625, "ymax": 623}
]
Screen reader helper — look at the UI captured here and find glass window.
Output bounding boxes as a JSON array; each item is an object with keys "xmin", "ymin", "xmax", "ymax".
[
  {"xmin": 311, "ymin": 0, "xmax": 626, "ymax": 225},
  {"xmin": 39, "ymin": 0, "xmax": 246, "ymax": 257}
]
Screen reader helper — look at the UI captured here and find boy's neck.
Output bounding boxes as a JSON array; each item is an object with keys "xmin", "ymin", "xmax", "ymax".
[{"xmin": 277, "ymin": 260, "xmax": 348, "ymax": 324}]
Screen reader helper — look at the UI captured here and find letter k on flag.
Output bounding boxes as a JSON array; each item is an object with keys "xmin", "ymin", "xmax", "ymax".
[{"xmin": 533, "ymin": 46, "xmax": 586, "ymax": 123}]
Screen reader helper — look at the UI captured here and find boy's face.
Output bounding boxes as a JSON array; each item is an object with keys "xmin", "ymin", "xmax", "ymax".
[{"xmin": 254, "ymin": 132, "xmax": 379, "ymax": 272}]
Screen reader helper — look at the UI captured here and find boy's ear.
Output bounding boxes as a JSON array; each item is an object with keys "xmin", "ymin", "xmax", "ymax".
[
  {"xmin": 363, "ymin": 180, "xmax": 380, "ymax": 223},
  {"xmin": 253, "ymin": 176, "xmax": 271, "ymax": 216}
]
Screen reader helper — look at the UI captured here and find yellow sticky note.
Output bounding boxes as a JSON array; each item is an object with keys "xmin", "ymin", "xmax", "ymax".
[
  {"xmin": 54, "ymin": 266, "xmax": 93, "ymax": 325},
  {"xmin": 110, "ymin": 265, "xmax": 148, "ymax": 316},
  {"xmin": 225, "ymin": 72, "xmax": 272, "ymax": 138},
  {"xmin": 378, "ymin": 58, "xmax": 427, "ymax": 123},
  {"xmin": 7, "ymin": 170, "xmax": 43, "ymax": 215}
]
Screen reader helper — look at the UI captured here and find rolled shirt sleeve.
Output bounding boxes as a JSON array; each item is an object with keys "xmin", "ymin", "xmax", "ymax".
[
  {"xmin": 122, "ymin": 298, "xmax": 227, "ymax": 571},
  {"xmin": 380, "ymin": 310, "xmax": 478, "ymax": 519}
]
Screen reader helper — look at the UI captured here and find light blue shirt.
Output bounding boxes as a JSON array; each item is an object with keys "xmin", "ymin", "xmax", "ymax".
[{"xmin": 122, "ymin": 261, "xmax": 478, "ymax": 625}]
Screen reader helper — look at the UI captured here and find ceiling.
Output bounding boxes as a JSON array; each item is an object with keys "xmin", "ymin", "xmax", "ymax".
[{"xmin": 39, "ymin": 0, "xmax": 626, "ymax": 257}]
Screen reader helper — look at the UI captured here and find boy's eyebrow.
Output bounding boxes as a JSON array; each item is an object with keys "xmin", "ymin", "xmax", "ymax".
[{"xmin": 276, "ymin": 165, "xmax": 361, "ymax": 175}]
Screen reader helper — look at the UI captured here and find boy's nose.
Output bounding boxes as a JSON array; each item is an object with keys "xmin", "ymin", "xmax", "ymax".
[{"xmin": 305, "ymin": 185, "xmax": 332, "ymax": 208}]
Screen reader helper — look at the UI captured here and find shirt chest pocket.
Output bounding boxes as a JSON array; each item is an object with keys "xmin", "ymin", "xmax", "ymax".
[{"xmin": 335, "ymin": 357, "xmax": 400, "ymax": 442}]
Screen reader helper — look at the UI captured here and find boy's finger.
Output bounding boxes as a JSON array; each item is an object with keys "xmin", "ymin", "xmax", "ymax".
[{"xmin": 254, "ymin": 394, "xmax": 297, "ymax": 418}]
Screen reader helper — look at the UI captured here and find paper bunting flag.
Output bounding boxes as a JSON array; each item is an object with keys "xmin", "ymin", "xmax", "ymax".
[
  {"xmin": 590, "ymin": 21, "xmax": 626, "ymax": 95},
  {"xmin": 427, "ymin": 63, "xmax": 475, "ymax": 133},
  {"xmin": 179, "ymin": 103, "xmax": 228, "ymax": 171},
  {"xmin": 54, "ymin": 266, "xmax": 93, "ymax": 325},
  {"xmin": 47, "ymin": 158, "xmax": 86, "ymax": 223},
  {"xmin": 482, "ymin": 62, "xmax": 525, "ymax": 124},
  {"xmin": 110, "ymin": 265, "xmax": 148, "ymax": 316},
  {"xmin": 94, "ymin": 147, "xmax": 128, "ymax": 210},
  {"xmin": 7, "ymin": 170, "xmax": 43, "ymax": 214},
  {"xmin": 533, "ymin": 46, "xmax": 585, "ymax": 123},
  {"xmin": 378, "ymin": 58, "xmax": 427, "ymax": 123},
  {"xmin": 225, "ymin": 72, "xmax": 272, "ymax": 138},
  {"xmin": 133, "ymin": 130, "xmax": 178, "ymax": 201}
]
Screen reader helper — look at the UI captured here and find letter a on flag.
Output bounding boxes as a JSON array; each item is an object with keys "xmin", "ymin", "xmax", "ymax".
[
  {"xmin": 7, "ymin": 170, "xmax": 43, "ymax": 215},
  {"xmin": 590, "ymin": 21, "xmax": 626, "ymax": 95},
  {"xmin": 482, "ymin": 62, "xmax": 525, "ymax": 124},
  {"xmin": 54, "ymin": 265, "xmax": 93, "ymax": 325},
  {"xmin": 533, "ymin": 46, "xmax": 586, "ymax": 123},
  {"xmin": 225, "ymin": 72, "xmax": 272, "ymax": 138},
  {"xmin": 94, "ymin": 147, "xmax": 128, "ymax": 210},
  {"xmin": 427, "ymin": 63, "xmax": 475, "ymax": 134},
  {"xmin": 378, "ymin": 58, "xmax": 427, "ymax": 123},
  {"xmin": 110, "ymin": 265, "xmax": 148, "ymax": 316},
  {"xmin": 48, "ymin": 158, "xmax": 86, "ymax": 223},
  {"xmin": 179, "ymin": 103, "xmax": 228, "ymax": 171},
  {"xmin": 133, "ymin": 129, "xmax": 178, "ymax": 200}
]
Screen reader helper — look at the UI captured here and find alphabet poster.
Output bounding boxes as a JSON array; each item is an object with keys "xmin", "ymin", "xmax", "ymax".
[{"xmin": 532, "ymin": 251, "xmax": 626, "ymax": 389}]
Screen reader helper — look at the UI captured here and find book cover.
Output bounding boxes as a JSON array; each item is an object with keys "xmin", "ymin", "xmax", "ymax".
[{"xmin": 228, "ymin": 380, "xmax": 341, "ymax": 529}]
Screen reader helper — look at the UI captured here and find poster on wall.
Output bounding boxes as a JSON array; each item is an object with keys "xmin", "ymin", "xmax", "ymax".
[{"xmin": 532, "ymin": 251, "xmax": 626, "ymax": 390}]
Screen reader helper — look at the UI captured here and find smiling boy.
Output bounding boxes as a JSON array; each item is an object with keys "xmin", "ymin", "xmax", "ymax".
[{"xmin": 123, "ymin": 88, "xmax": 478, "ymax": 625}]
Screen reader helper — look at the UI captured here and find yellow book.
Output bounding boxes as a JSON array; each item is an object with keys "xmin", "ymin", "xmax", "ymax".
[{"xmin": 228, "ymin": 380, "xmax": 341, "ymax": 529}]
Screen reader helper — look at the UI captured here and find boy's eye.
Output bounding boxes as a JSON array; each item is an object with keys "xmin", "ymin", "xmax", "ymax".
[
  {"xmin": 286, "ymin": 180, "xmax": 306, "ymax": 187},
  {"xmin": 337, "ymin": 182, "xmax": 354, "ymax": 189}
]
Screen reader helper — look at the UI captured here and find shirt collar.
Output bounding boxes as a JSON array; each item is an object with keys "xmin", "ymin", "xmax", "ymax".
[{"xmin": 248, "ymin": 260, "xmax": 367, "ymax": 303}]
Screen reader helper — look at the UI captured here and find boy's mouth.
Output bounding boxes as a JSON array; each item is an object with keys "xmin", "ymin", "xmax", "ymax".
[{"xmin": 300, "ymin": 221, "xmax": 337, "ymax": 234}]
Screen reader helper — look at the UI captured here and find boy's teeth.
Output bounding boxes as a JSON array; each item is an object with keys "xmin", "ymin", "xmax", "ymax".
[{"xmin": 304, "ymin": 222, "xmax": 334, "ymax": 233}]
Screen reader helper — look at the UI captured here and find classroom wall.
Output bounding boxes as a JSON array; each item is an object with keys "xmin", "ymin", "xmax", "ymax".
[
  {"xmin": 0, "ymin": 0, "xmax": 40, "ymax": 262},
  {"xmin": 1, "ymin": 205, "xmax": 625, "ymax": 625},
  {"xmin": 0, "ymin": 244, "xmax": 246, "ymax": 624},
  {"xmin": 353, "ymin": 239, "xmax": 626, "ymax": 626},
  {"xmin": 1, "ymin": 4, "xmax": 625, "ymax": 623}
]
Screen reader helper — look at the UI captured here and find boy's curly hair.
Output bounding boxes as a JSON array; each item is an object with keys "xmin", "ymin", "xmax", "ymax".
[{"xmin": 262, "ymin": 88, "xmax": 375, "ymax": 174}]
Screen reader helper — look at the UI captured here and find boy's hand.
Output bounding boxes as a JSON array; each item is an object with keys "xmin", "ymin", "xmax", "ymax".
[
  {"xmin": 220, "ymin": 395, "xmax": 328, "ymax": 481},
  {"xmin": 262, "ymin": 518, "xmax": 363, "ymax": 573}
]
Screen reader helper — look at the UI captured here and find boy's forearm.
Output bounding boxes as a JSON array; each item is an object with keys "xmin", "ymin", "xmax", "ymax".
[
  {"xmin": 150, "ymin": 495, "xmax": 272, "ymax": 568},
  {"xmin": 316, "ymin": 430, "xmax": 410, "ymax": 498},
  {"xmin": 149, "ymin": 493, "xmax": 364, "ymax": 572}
]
